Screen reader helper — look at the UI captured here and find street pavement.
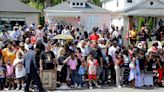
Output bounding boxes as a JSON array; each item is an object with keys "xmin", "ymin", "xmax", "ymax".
[{"xmin": 1, "ymin": 87, "xmax": 164, "ymax": 92}]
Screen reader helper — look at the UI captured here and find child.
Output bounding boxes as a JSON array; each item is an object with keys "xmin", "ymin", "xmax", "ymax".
[
  {"xmin": 87, "ymin": 54, "xmax": 100, "ymax": 89},
  {"xmin": 13, "ymin": 52, "xmax": 26, "ymax": 90},
  {"xmin": 6, "ymin": 60, "xmax": 14, "ymax": 90},
  {"xmin": 77, "ymin": 61, "xmax": 86, "ymax": 88},
  {"xmin": 67, "ymin": 52, "xmax": 78, "ymax": 88},
  {"xmin": 0, "ymin": 58, "xmax": 6, "ymax": 90},
  {"xmin": 128, "ymin": 57, "xmax": 136, "ymax": 88}
]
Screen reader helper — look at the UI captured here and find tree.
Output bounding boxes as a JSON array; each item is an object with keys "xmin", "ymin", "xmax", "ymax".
[{"xmin": 88, "ymin": 0, "xmax": 102, "ymax": 6}]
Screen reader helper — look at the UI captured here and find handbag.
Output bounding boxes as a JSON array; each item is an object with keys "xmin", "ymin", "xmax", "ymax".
[{"xmin": 57, "ymin": 65, "xmax": 63, "ymax": 72}]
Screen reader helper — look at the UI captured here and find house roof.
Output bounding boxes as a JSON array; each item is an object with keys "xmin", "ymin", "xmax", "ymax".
[
  {"xmin": 125, "ymin": 9, "xmax": 164, "ymax": 16},
  {"xmin": 44, "ymin": 1, "xmax": 111, "ymax": 13},
  {"xmin": 0, "ymin": 0, "xmax": 41, "ymax": 13},
  {"xmin": 123, "ymin": 0, "xmax": 164, "ymax": 16}
]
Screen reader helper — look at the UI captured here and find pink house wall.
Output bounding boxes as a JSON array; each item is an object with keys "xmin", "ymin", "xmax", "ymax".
[
  {"xmin": 82, "ymin": 13, "xmax": 111, "ymax": 32},
  {"xmin": 46, "ymin": 13, "xmax": 111, "ymax": 33}
]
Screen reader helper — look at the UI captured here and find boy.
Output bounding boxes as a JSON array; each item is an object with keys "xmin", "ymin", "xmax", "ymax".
[{"xmin": 87, "ymin": 54, "xmax": 101, "ymax": 89}]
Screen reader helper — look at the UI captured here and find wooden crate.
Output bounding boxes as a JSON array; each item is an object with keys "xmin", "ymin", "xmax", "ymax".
[{"xmin": 40, "ymin": 70, "xmax": 57, "ymax": 90}]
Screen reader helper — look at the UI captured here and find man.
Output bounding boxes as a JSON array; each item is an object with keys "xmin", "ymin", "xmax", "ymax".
[
  {"xmin": 108, "ymin": 40, "xmax": 119, "ymax": 85},
  {"xmin": 11, "ymin": 26, "xmax": 21, "ymax": 44},
  {"xmin": 61, "ymin": 25, "xmax": 70, "ymax": 35},
  {"xmin": 40, "ymin": 44, "xmax": 56, "ymax": 70},
  {"xmin": 24, "ymin": 38, "xmax": 31, "ymax": 51},
  {"xmin": 129, "ymin": 26, "xmax": 137, "ymax": 45},
  {"xmin": 90, "ymin": 42, "xmax": 103, "ymax": 85},
  {"xmin": 16, "ymin": 42, "xmax": 27, "ymax": 57},
  {"xmin": 36, "ymin": 25, "xmax": 45, "ymax": 42},
  {"xmin": 112, "ymin": 26, "xmax": 120, "ymax": 39},
  {"xmin": 24, "ymin": 45, "xmax": 44, "ymax": 92},
  {"xmin": 89, "ymin": 27, "xmax": 99, "ymax": 42}
]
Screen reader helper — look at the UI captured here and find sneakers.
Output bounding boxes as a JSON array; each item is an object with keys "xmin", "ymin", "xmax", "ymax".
[
  {"xmin": 16, "ymin": 88, "xmax": 20, "ymax": 90},
  {"xmin": 21, "ymin": 87, "xmax": 25, "ymax": 90},
  {"xmin": 74, "ymin": 84, "xmax": 78, "ymax": 88},
  {"xmin": 89, "ymin": 86, "xmax": 93, "ymax": 89},
  {"xmin": 117, "ymin": 85, "xmax": 122, "ymax": 88},
  {"xmin": 96, "ymin": 85, "xmax": 101, "ymax": 88},
  {"xmin": 60, "ymin": 84, "xmax": 70, "ymax": 89},
  {"xmin": 78, "ymin": 85, "xmax": 81, "ymax": 88},
  {"xmin": 4, "ymin": 88, "xmax": 9, "ymax": 91}
]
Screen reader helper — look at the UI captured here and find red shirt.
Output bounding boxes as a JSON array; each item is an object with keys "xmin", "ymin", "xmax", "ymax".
[
  {"xmin": 89, "ymin": 34, "xmax": 99, "ymax": 41},
  {"xmin": 31, "ymin": 36, "xmax": 37, "ymax": 44}
]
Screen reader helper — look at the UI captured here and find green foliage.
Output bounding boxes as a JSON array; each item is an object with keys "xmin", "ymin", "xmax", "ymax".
[
  {"xmin": 147, "ymin": 17, "xmax": 153, "ymax": 30},
  {"xmin": 92, "ymin": 0, "xmax": 102, "ymax": 6},
  {"xmin": 28, "ymin": 0, "xmax": 44, "ymax": 11},
  {"xmin": 138, "ymin": 17, "xmax": 145, "ymax": 31},
  {"xmin": 51, "ymin": 0, "xmax": 62, "ymax": 5}
]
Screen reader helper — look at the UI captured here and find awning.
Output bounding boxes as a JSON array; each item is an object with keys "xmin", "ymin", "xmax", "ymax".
[{"xmin": 125, "ymin": 9, "xmax": 164, "ymax": 16}]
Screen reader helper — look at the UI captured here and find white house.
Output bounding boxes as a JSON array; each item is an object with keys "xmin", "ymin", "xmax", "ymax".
[
  {"xmin": 44, "ymin": 0, "xmax": 111, "ymax": 33},
  {"xmin": 102, "ymin": 0, "xmax": 164, "ymax": 30}
]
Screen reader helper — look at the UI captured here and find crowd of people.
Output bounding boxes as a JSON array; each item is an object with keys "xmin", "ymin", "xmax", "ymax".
[{"xmin": 0, "ymin": 23, "xmax": 163, "ymax": 91}]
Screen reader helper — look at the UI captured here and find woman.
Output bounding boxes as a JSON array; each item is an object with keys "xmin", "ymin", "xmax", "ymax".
[
  {"xmin": 144, "ymin": 52, "xmax": 155, "ymax": 87},
  {"xmin": 58, "ymin": 48, "xmax": 68, "ymax": 88},
  {"xmin": 115, "ymin": 53, "xmax": 124, "ymax": 88},
  {"xmin": 135, "ymin": 49, "xmax": 146, "ymax": 88},
  {"xmin": 129, "ymin": 56, "xmax": 136, "ymax": 88}
]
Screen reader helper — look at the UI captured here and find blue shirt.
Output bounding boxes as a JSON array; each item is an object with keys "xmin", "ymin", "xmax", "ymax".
[{"xmin": 78, "ymin": 65, "xmax": 86, "ymax": 75}]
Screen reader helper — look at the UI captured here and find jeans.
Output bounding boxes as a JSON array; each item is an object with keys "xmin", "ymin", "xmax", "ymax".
[
  {"xmin": 0, "ymin": 78, "xmax": 5, "ymax": 90},
  {"xmin": 78, "ymin": 74, "xmax": 83, "ymax": 86},
  {"xmin": 71, "ymin": 70, "xmax": 78, "ymax": 85}
]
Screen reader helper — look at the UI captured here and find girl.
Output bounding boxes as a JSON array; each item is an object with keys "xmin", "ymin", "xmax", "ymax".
[
  {"xmin": 128, "ymin": 57, "xmax": 136, "ymax": 88},
  {"xmin": 87, "ymin": 54, "xmax": 100, "ymax": 89},
  {"xmin": 6, "ymin": 60, "xmax": 14, "ymax": 90},
  {"xmin": 13, "ymin": 52, "xmax": 26, "ymax": 90},
  {"xmin": 67, "ymin": 52, "xmax": 78, "ymax": 88}
]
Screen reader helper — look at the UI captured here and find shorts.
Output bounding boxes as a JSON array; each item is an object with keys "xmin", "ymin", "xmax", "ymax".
[
  {"xmin": 17, "ymin": 77, "xmax": 26, "ymax": 80},
  {"xmin": 88, "ymin": 74, "xmax": 97, "ymax": 80}
]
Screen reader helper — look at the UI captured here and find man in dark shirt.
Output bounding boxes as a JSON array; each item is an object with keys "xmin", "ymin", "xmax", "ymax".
[
  {"xmin": 90, "ymin": 42, "xmax": 103, "ymax": 84},
  {"xmin": 40, "ymin": 44, "xmax": 56, "ymax": 70}
]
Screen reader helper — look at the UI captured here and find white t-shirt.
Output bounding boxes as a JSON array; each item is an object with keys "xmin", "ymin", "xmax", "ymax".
[
  {"xmin": 108, "ymin": 46, "xmax": 118, "ymax": 62},
  {"xmin": 13, "ymin": 58, "xmax": 26, "ymax": 78},
  {"xmin": 61, "ymin": 29, "xmax": 70, "ymax": 35},
  {"xmin": 112, "ymin": 31, "xmax": 119, "ymax": 38},
  {"xmin": 36, "ymin": 29, "xmax": 44, "ymax": 41}
]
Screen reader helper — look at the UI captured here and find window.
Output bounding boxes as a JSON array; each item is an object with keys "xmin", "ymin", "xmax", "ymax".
[
  {"xmin": 150, "ymin": 2, "xmax": 153, "ymax": 5},
  {"xmin": 77, "ymin": 3, "xmax": 79, "ymax": 5},
  {"xmin": 72, "ymin": 2, "xmax": 75, "ymax": 5},
  {"xmin": 127, "ymin": 0, "xmax": 132, "ymax": 3},
  {"xmin": 80, "ymin": 3, "xmax": 83, "ymax": 6}
]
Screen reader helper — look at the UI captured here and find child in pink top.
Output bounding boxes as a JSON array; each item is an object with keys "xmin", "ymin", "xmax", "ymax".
[
  {"xmin": 67, "ymin": 52, "xmax": 78, "ymax": 88},
  {"xmin": 6, "ymin": 61, "xmax": 14, "ymax": 90}
]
